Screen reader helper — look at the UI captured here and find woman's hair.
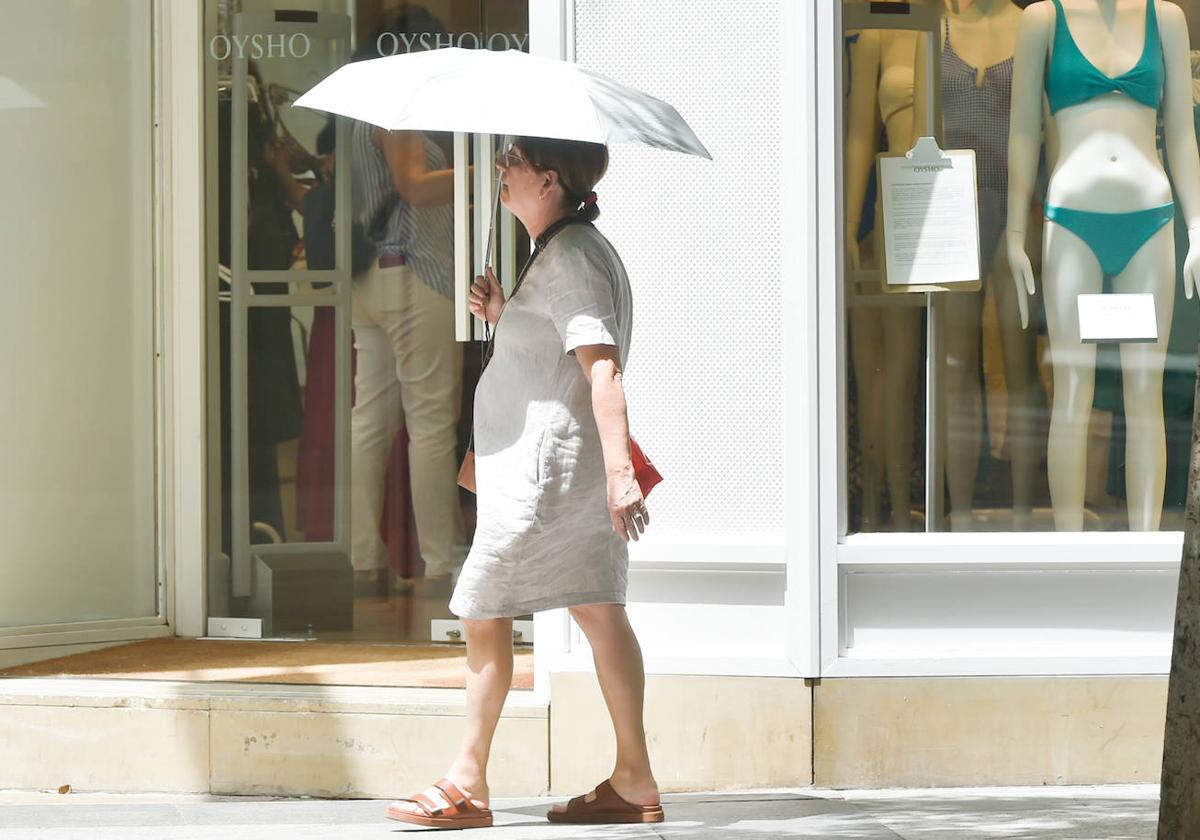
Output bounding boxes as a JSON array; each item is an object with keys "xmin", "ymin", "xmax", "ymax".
[{"xmin": 514, "ymin": 137, "xmax": 609, "ymax": 222}]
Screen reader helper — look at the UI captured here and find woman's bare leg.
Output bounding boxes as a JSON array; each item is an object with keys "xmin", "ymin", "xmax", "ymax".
[
  {"xmin": 550, "ymin": 603, "xmax": 660, "ymax": 812},
  {"xmin": 391, "ymin": 617, "xmax": 512, "ymax": 815}
]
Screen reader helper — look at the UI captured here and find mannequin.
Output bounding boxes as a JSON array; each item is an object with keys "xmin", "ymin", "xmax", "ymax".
[
  {"xmin": 1006, "ymin": 0, "xmax": 1200, "ymax": 530},
  {"xmin": 939, "ymin": 0, "xmax": 1046, "ymax": 530},
  {"xmin": 845, "ymin": 23, "xmax": 925, "ymax": 531}
]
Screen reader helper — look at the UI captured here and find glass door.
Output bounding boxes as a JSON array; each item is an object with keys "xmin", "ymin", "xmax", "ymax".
[
  {"xmin": 200, "ymin": 0, "xmax": 531, "ymax": 687},
  {"xmin": 0, "ymin": 0, "xmax": 161, "ymax": 668}
]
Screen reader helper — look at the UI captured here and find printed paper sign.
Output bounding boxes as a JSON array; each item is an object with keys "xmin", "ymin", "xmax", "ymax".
[
  {"xmin": 1077, "ymin": 293, "xmax": 1158, "ymax": 344},
  {"xmin": 878, "ymin": 148, "xmax": 980, "ymax": 289}
]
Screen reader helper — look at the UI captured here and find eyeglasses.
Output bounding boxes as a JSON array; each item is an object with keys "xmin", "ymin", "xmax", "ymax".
[{"xmin": 499, "ymin": 148, "xmax": 533, "ymax": 169}]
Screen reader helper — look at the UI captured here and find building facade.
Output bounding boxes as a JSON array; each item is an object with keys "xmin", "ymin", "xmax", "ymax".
[{"xmin": 0, "ymin": 0, "xmax": 1182, "ymax": 794}]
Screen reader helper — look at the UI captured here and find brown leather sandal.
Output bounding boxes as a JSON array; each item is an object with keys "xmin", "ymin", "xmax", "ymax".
[
  {"xmin": 546, "ymin": 779, "xmax": 664, "ymax": 824},
  {"xmin": 385, "ymin": 778, "xmax": 494, "ymax": 829}
]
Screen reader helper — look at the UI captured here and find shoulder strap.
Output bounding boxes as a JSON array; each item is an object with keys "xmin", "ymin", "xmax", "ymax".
[
  {"xmin": 479, "ymin": 216, "xmax": 594, "ymax": 371},
  {"xmin": 1145, "ymin": 0, "xmax": 1160, "ymax": 57},
  {"xmin": 1046, "ymin": 0, "xmax": 1075, "ymax": 71}
]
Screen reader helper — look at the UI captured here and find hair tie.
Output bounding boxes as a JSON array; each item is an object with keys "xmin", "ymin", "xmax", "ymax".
[{"xmin": 582, "ymin": 191, "xmax": 598, "ymax": 207}]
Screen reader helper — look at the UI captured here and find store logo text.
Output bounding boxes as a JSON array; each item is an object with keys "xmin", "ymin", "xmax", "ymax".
[
  {"xmin": 374, "ymin": 32, "xmax": 529, "ymax": 55},
  {"xmin": 209, "ymin": 33, "xmax": 311, "ymax": 61}
]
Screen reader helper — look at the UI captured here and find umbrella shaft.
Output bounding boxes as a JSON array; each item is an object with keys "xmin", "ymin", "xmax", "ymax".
[{"xmin": 483, "ymin": 170, "xmax": 502, "ymax": 271}]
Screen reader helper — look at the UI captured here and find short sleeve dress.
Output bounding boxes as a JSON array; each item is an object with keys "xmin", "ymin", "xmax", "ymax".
[{"xmin": 448, "ymin": 223, "xmax": 634, "ymax": 620}]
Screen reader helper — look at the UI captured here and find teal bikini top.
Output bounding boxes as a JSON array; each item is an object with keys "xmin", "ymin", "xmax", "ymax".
[{"xmin": 1045, "ymin": 0, "xmax": 1164, "ymax": 114}]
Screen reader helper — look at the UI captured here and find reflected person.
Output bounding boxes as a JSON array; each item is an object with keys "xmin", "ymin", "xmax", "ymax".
[{"xmin": 349, "ymin": 14, "xmax": 466, "ymax": 593}]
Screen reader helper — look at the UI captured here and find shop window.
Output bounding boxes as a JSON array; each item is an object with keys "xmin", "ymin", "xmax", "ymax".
[{"xmin": 842, "ymin": 0, "xmax": 1200, "ymax": 534}]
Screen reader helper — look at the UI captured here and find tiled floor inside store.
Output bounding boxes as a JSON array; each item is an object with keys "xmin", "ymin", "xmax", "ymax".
[
  {"xmin": 0, "ymin": 578, "xmax": 534, "ymax": 689},
  {"xmin": 0, "ymin": 636, "xmax": 533, "ymax": 689}
]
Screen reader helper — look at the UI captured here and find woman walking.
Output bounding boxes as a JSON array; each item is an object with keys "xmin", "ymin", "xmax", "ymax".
[{"xmin": 385, "ymin": 136, "xmax": 662, "ymax": 829}]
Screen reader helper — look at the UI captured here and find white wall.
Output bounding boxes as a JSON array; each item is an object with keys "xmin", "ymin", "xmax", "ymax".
[
  {"xmin": 0, "ymin": 1, "xmax": 157, "ymax": 627},
  {"xmin": 573, "ymin": 0, "xmax": 786, "ymax": 562},
  {"xmin": 529, "ymin": 0, "xmax": 808, "ymax": 679}
]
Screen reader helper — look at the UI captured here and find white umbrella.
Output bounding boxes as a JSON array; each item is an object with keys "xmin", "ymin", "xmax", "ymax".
[{"xmin": 294, "ymin": 47, "xmax": 710, "ymax": 159}]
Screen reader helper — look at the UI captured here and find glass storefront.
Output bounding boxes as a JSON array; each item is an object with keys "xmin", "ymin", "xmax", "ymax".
[
  {"xmin": 203, "ymin": 1, "xmax": 530, "ymax": 666},
  {"xmin": 842, "ymin": 0, "xmax": 1200, "ymax": 535},
  {"xmin": 9, "ymin": 0, "xmax": 1186, "ymax": 684},
  {"xmin": 0, "ymin": 1, "xmax": 158, "ymax": 629}
]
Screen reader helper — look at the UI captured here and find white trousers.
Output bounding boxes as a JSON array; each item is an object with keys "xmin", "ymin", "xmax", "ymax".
[{"xmin": 350, "ymin": 263, "xmax": 465, "ymax": 576}]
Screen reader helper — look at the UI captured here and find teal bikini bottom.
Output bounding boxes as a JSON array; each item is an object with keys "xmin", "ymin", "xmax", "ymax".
[{"xmin": 1043, "ymin": 203, "xmax": 1175, "ymax": 290}]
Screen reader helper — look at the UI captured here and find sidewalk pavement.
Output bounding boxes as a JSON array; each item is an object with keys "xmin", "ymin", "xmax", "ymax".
[{"xmin": 0, "ymin": 784, "xmax": 1159, "ymax": 839}]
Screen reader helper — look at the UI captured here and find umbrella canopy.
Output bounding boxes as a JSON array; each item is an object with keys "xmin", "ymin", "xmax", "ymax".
[{"xmin": 294, "ymin": 47, "xmax": 710, "ymax": 159}]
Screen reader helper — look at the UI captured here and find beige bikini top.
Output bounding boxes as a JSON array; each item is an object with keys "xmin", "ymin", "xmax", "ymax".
[{"xmin": 878, "ymin": 60, "xmax": 915, "ymax": 124}]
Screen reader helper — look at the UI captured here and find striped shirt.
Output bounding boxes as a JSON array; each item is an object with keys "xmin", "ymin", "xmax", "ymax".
[{"xmin": 351, "ymin": 121, "xmax": 455, "ymax": 299}]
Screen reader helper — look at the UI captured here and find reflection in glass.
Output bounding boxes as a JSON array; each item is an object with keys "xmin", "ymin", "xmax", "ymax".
[{"xmin": 206, "ymin": 1, "xmax": 530, "ymax": 664}]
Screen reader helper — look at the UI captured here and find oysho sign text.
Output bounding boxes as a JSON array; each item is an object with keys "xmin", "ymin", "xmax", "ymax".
[{"xmin": 375, "ymin": 31, "xmax": 529, "ymax": 55}]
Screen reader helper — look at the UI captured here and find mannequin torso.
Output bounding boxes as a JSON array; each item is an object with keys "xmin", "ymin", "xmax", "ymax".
[
  {"xmin": 943, "ymin": 0, "xmax": 1022, "ymax": 73},
  {"xmin": 1043, "ymin": 0, "xmax": 1171, "ymax": 210},
  {"xmin": 942, "ymin": 1, "xmax": 1022, "ymax": 241}
]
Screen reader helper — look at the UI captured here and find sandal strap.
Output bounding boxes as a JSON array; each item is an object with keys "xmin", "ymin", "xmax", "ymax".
[
  {"xmin": 596, "ymin": 779, "xmax": 643, "ymax": 812},
  {"xmin": 563, "ymin": 791, "xmax": 591, "ymax": 814},
  {"xmin": 570, "ymin": 780, "xmax": 640, "ymax": 814},
  {"xmin": 434, "ymin": 778, "xmax": 469, "ymax": 812},
  {"xmin": 410, "ymin": 791, "xmax": 445, "ymax": 816}
]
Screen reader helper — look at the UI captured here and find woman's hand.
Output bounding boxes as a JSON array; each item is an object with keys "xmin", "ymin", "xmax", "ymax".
[
  {"xmin": 469, "ymin": 267, "xmax": 505, "ymax": 325},
  {"xmin": 1006, "ymin": 229, "xmax": 1036, "ymax": 329},
  {"xmin": 607, "ymin": 463, "xmax": 649, "ymax": 542},
  {"xmin": 1184, "ymin": 227, "xmax": 1200, "ymax": 302}
]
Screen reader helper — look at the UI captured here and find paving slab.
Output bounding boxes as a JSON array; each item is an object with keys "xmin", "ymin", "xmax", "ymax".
[{"xmin": 0, "ymin": 785, "xmax": 1160, "ymax": 839}]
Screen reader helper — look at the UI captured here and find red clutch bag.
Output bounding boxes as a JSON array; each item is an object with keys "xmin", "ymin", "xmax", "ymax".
[{"xmin": 630, "ymin": 438, "xmax": 662, "ymax": 498}]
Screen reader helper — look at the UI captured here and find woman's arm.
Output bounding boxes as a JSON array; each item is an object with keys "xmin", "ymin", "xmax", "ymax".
[
  {"xmin": 374, "ymin": 128, "xmax": 455, "ymax": 208},
  {"xmin": 1160, "ymin": 1, "xmax": 1200, "ymax": 300},
  {"xmin": 1005, "ymin": 2, "xmax": 1052, "ymax": 328},
  {"xmin": 263, "ymin": 138, "xmax": 309, "ymax": 213},
  {"xmin": 574, "ymin": 344, "xmax": 646, "ymax": 542}
]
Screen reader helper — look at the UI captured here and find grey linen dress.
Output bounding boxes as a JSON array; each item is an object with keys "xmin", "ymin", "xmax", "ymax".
[{"xmin": 449, "ymin": 223, "xmax": 634, "ymax": 620}]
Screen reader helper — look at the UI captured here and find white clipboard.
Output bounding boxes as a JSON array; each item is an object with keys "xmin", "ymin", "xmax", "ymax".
[{"xmin": 876, "ymin": 137, "xmax": 983, "ymax": 294}]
